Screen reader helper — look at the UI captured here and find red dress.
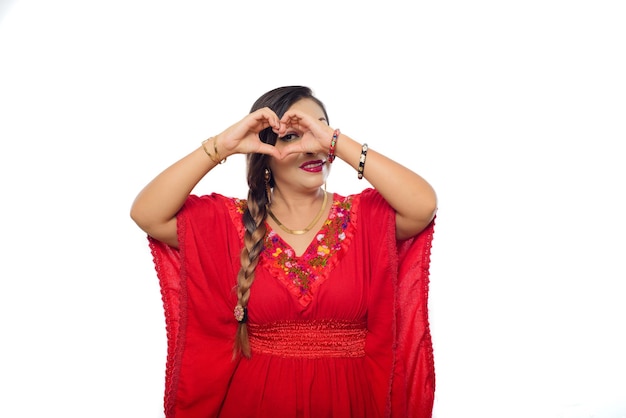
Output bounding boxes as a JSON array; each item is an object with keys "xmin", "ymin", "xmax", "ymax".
[{"xmin": 149, "ymin": 188, "xmax": 435, "ymax": 418}]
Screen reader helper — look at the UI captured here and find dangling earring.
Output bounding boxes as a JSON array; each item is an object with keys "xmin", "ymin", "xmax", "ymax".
[{"xmin": 264, "ymin": 168, "xmax": 272, "ymax": 205}]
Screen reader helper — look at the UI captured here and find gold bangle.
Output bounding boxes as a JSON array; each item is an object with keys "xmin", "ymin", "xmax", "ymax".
[
  {"xmin": 201, "ymin": 138, "xmax": 217, "ymax": 162},
  {"xmin": 201, "ymin": 137, "xmax": 227, "ymax": 164},
  {"xmin": 212, "ymin": 136, "xmax": 227, "ymax": 164}
]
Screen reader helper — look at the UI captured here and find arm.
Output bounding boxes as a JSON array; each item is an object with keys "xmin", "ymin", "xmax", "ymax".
[
  {"xmin": 334, "ymin": 135, "xmax": 437, "ymax": 240},
  {"xmin": 278, "ymin": 113, "xmax": 437, "ymax": 241},
  {"xmin": 129, "ymin": 145, "xmax": 220, "ymax": 248},
  {"xmin": 130, "ymin": 108, "xmax": 282, "ymax": 247}
]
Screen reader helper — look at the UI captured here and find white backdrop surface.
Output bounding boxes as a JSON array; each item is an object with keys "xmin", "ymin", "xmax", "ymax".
[{"xmin": 1, "ymin": 1, "xmax": 625, "ymax": 417}]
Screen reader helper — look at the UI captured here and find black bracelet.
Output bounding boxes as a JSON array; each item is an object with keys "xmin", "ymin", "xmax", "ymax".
[{"xmin": 357, "ymin": 143, "xmax": 368, "ymax": 179}]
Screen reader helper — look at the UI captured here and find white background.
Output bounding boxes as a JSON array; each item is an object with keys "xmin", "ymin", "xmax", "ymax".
[{"xmin": 1, "ymin": 1, "xmax": 625, "ymax": 417}]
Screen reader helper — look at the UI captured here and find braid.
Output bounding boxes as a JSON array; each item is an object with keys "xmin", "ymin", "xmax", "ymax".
[{"xmin": 233, "ymin": 174, "xmax": 269, "ymax": 358}]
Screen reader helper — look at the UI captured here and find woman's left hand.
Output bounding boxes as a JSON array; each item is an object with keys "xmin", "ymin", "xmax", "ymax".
[{"xmin": 277, "ymin": 110, "xmax": 334, "ymax": 158}]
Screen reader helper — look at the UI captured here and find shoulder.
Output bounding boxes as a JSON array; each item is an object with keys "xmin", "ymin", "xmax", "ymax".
[
  {"xmin": 179, "ymin": 193, "xmax": 246, "ymax": 223},
  {"xmin": 183, "ymin": 193, "xmax": 242, "ymax": 210},
  {"xmin": 345, "ymin": 188, "xmax": 392, "ymax": 216},
  {"xmin": 179, "ymin": 193, "xmax": 247, "ymax": 238},
  {"xmin": 331, "ymin": 189, "xmax": 393, "ymax": 236}
]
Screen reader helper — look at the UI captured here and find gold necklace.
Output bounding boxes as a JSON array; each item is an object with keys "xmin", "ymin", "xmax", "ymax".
[{"xmin": 267, "ymin": 191, "xmax": 328, "ymax": 235}]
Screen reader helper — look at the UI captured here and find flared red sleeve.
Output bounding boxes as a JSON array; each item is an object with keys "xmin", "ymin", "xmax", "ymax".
[
  {"xmin": 359, "ymin": 189, "xmax": 436, "ymax": 418},
  {"xmin": 148, "ymin": 194, "xmax": 243, "ymax": 418},
  {"xmin": 148, "ymin": 238, "xmax": 184, "ymax": 416},
  {"xmin": 392, "ymin": 219, "xmax": 436, "ymax": 417}
]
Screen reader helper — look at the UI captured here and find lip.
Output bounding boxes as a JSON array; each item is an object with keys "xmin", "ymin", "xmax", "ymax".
[{"xmin": 299, "ymin": 159, "xmax": 326, "ymax": 173}]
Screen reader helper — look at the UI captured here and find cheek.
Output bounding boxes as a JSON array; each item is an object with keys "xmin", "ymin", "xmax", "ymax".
[
  {"xmin": 268, "ymin": 155, "xmax": 297, "ymax": 175},
  {"xmin": 278, "ymin": 154, "xmax": 300, "ymax": 166}
]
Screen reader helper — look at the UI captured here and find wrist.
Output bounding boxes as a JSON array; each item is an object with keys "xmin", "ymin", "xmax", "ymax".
[
  {"xmin": 201, "ymin": 136, "xmax": 227, "ymax": 165},
  {"xmin": 327, "ymin": 129, "xmax": 340, "ymax": 163}
]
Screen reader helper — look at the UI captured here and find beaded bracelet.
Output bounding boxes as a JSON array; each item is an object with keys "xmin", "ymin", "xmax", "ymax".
[
  {"xmin": 357, "ymin": 143, "xmax": 368, "ymax": 179},
  {"xmin": 202, "ymin": 136, "xmax": 227, "ymax": 164},
  {"xmin": 327, "ymin": 129, "xmax": 340, "ymax": 163}
]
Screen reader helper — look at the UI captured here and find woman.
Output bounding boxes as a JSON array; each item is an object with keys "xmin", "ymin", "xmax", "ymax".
[{"xmin": 130, "ymin": 86, "xmax": 438, "ymax": 418}]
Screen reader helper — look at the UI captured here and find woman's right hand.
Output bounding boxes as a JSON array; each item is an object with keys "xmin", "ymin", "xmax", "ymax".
[
  {"xmin": 215, "ymin": 107, "xmax": 283, "ymax": 159},
  {"xmin": 131, "ymin": 107, "xmax": 284, "ymax": 248}
]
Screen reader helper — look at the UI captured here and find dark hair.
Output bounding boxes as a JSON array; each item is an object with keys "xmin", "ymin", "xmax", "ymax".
[{"xmin": 234, "ymin": 86, "xmax": 329, "ymax": 358}]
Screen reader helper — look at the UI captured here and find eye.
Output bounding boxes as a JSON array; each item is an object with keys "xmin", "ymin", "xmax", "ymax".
[{"xmin": 279, "ymin": 133, "xmax": 300, "ymax": 142}]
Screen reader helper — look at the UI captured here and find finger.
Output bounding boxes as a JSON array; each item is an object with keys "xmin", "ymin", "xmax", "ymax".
[
  {"xmin": 277, "ymin": 143, "xmax": 302, "ymax": 159},
  {"xmin": 281, "ymin": 112, "xmax": 325, "ymax": 137},
  {"xmin": 280, "ymin": 119, "xmax": 299, "ymax": 135},
  {"xmin": 280, "ymin": 108, "xmax": 301, "ymax": 122},
  {"xmin": 249, "ymin": 107, "xmax": 280, "ymax": 131},
  {"xmin": 280, "ymin": 111, "xmax": 305, "ymax": 127},
  {"xmin": 257, "ymin": 107, "xmax": 281, "ymax": 130},
  {"xmin": 256, "ymin": 142, "xmax": 282, "ymax": 159},
  {"xmin": 277, "ymin": 121, "xmax": 289, "ymax": 135}
]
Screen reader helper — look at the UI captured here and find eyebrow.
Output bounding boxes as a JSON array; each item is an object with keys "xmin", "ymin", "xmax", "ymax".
[{"xmin": 319, "ymin": 117, "xmax": 327, "ymax": 122}]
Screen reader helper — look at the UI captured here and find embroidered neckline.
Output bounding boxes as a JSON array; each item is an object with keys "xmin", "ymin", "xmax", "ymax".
[
  {"xmin": 263, "ymin": 194, "xmax": 358, "ymax": 306},
  {"xmin": 226, "ymin": 194, "xmax": 360, "ymax": 307}
]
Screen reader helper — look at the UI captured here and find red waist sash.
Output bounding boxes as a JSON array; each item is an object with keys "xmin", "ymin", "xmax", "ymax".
[{"xmin": 248, "ymin": 319, "xmax": 368, "ymax": 359}]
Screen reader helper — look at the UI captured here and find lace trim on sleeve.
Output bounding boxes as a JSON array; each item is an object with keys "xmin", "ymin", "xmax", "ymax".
[{"xmin": 148, "ymin": 213, "xmax": 190, "ymax": 417}]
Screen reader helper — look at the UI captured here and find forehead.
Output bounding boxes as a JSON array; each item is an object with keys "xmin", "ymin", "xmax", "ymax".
[{"xmin": 288, "ymin": 98, "xmax": 326, "ymax": 121}]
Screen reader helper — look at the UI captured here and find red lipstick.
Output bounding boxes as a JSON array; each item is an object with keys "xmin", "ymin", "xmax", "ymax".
[{"xmin": 300, "ymin": 160, "xmax": 326, "ymax": 173}]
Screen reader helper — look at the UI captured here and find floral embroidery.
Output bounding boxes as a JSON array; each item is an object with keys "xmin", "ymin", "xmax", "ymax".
[
  {"xmin": 226, "ymin": 194, "xmax": 359, "ymax": 306},
  {"xmin": 226, "ymin": 197, "xmax": 248, "ymax": 239},
  {"xmin": 263, "ymin": 195, "xmax": 355, "ymax": 305},
  {"xmin": 232, "ymin": 198, "xmax": 247, "ymax": 214}
]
